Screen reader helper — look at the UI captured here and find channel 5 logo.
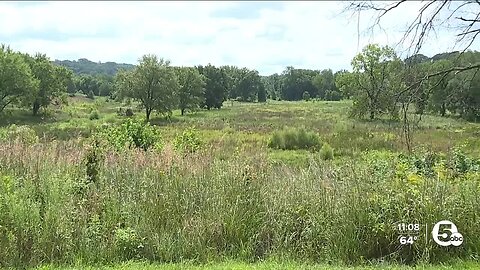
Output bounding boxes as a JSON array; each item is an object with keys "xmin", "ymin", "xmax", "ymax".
[{"xmin": 431, "ymin": 220, "xmax": 463, "ymax": 247}]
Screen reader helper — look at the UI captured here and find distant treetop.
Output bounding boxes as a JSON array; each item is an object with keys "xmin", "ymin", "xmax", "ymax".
[{"xmin": 53, "ymin": 58, "xmax": 135, "ymax": 77}]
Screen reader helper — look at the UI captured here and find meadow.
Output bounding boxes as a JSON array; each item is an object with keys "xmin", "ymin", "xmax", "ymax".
[{"xmin": 0, "ymin": 97, "xmax": 479, "ymax": 269}]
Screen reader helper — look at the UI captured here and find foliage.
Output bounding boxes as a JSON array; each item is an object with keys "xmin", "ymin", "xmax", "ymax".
[
  {"xmin": 89, "ymin": 110, "xmax": 100, "ymax": 120},
  {"xmin": 335, "ymin": 70, "xmax": 356, "ymax": 99},
  {"xmin": 257, "ymin": 82, "xmax": 267, "ymax": 102},
  {"xmin": 173, "ymin": 127, "xmax": 202, "ymax": 153},
  {"xmin": 84, "ymin": 138, "xmax": 103, "ymax": 184},
  {"xmin": 54, "ymin": 58, "xmax": 135, "ymax": 77},
  {"xmin": 22, "ymin": 53, "xmax": 71, "ymax": 115},
  {"xmin": 0, "ymin": 44, "xmax": 38, "ymax": 113},
  {"xmin": 324, "ymin": 90, "xmax": 342, "ymax": 101},
  {"xmin": 343, "ymin": 44, "xmax": 403, "ymax": 120},
  {"xmin": 78, "ymin": 74, "xmax": 100, "ymax": 97},
  {"xmin": 404, "ymin": 50, "xmax": 480, "ymax": 121},
  {"xmin": 225, "ymin": 67, "xmax": 266, "ymax": 102},
  {"xmin": 114, "ymin": 227, "xmax": 144, "ymax": 260},
  {"xmin": 196, "ymin": 64, "xmax": 228, "ymax": 109},
  {"xmin": 319, "ymin": 142, "xmax": 334, "ymax": 160},
  {"xmin": 98, "ymin": 118, "xmax": 163, "ymax": 151},
  {"xmin": 263, "ymin": 73, "xmax": 282, "ymax": 100},
  {"xmin": 302, "ymin": 91, "xmax": 311, "ymax": 101},
  {"xmin": 0, "ymin": 124, "xmax": 39, "ymax": 145},
  {"xmin": 116, "ymin": 55, "xmax": 180, "ymax": 121},
  {"xmin": 280, "ymin": 67, "xmax": 318, "ymax": 100},
  {"xmin": 175, "ymin": 67, "xmax": 206, "ymax": 115},
  {"xmin": 0, "ymin": 142, "xmax": 479, "ymax": 267},
  {"xmin": 125, "ymin": 108, "xmax": 134, "ymax": 117},
  {"xmin": 87, "ymin": 90, "xmax": 95, "ymax": 99},
  {"xmin": 268, "ymin": 127, "xmax": 320, "ymax": 150},
  {"xmin": 312, "ymin": 69, "xmax": 335, "ymax": 99}
]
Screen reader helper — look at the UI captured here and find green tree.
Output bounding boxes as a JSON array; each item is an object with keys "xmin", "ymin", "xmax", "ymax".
[
  {"xmin": 444, "ymin": 69, "xmax": 480, "ymax": 121},
  {"xmin": 176, "ymin": 67, "xmax": 206, "ymax": 116},
  {"xmin": 96, "ymin": 74, "xmax": 115, "ymax": 97},
  {"xmin": 23, "ymin": 53, "xmax": 71, "ymax": 115},
  {"xmin": 349, "ymin": 44, "xmax": 402, "ymax": 119},
  {"xmin": 0, "ymin": 45, "xmax": 38, "ymax": 113},
  {"xmin": 196, "ymin": 64, "xmax": 228, "ymax": 109},
  {"xmin": 223, "ymin": 66, "xmax": 266, "ymax": 102},
  {"xmin": 257, "ymin": 80, "xmax": 267, "ymax": 102},
  {"xmin": 236, "ymin": 68, "xmax": 264, "ymax": 102},
  {"xmin": 335, "ymin": 70, "xmax": 355, "ymax": 99},
  {"xmin": 280, "ymin": 67, "xmax": 318, "ymax": 100},
  {"xmin": 77, "ymin": 74, "xmax": 100, "ymax": 97},
  {"xmin": 66, "ymin": 74, "xmax": 77, "ymax": 96},
  {"xmin": 116, "ymin": 55, "xmax": 179, "ymax": 121},
  {"xmin": 263, "ymin": 73, "xmax": 282, "ymax": 100},
  {"xmin": 425, "ymin": 60, "xmax": 453, "ymax": 116},
  {"xmin": 312, "ymin": 69, "xmax": 335, "ymax": 99}
]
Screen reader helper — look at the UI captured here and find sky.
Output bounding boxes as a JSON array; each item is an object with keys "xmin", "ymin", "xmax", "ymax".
[{"xmin": 1, "ymin": 1, "xmax": 478, "ymax": 76}]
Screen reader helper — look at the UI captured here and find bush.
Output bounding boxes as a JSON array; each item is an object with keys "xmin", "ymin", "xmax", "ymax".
[
  {"xmin": 114, "ymin": 227, "xmax": 144, "ymax": 260},
  {"xmin": 325, "ymin": 90, "xmax": 342, "ymax": 101},
  {"xmin": 302, "ymin": 91, "xmax": 311, "ymax": 101},
  {"xmin": 319, "ymin": 142, "xmax": 334, "ymax": 160},
  {"xmin": 98, "ymin": 119, "xmax": 162, "ymax": 151},
  {"xmin": 0, "ymin": 125, "xmax": 38, "ymax": 145},
  {"xmin": 268, "ymin": 128, "xmax": 320, "ymax": 150},
  {"xmin": 89, "ymin": 110, "xmax": 100, "ymax": 120},
  {"xmin": 125, "ymin": 108, "xmax": 134, "ymax": 117},
  {"xmin": 173, "ymin": 127, "xmax": 202, "ymax": 153},
  {"xmin": 116, "ymin": 108, "xmax": 134, "ymax": 117},
  {"xmin": 87, "ymin": 90, "xmax": 95, "ymax": 99}
]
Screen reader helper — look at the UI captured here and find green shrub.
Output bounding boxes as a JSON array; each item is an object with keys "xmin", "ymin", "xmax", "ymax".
[
  {"xmin": 269, "ymin": 132, "xmax": 284, "ymax": 150},
  {"xmin": 84, "ymin": 139, "xmax": 103, "ymax": 184},
  {"xmin": 87, "ymin": 90, "xmax": 95, "ymax": 99},
  {"xmin": 114, "ymin": 227, "xmax": 144, "ymax": 260},
  {"xmin": 319, "ymin": 142, "xmax": 334, "ymax": 160},
  {"xmin": 0, "ymin": 125, "xmax": 38, "ymax": 145},
  {"xmin": 173, "ymin": 127, "xmax": 202, "ymax": 153},
  {"xmin": 98, "ymin": 119, "xmax": 163, "ymax": 151},
  {"xmin": 325, "ymin": 90, "xmax": 342, "ymax": 101},
  {"xmin": 116, "ymin": 107, "xmax": 124, "ymax": 117},
  {"xmin": 89, "ymin": 110, "xmax": 100, "ymax": 120},
  {"xmin": 268, "ymin": 128, "xmax": 320, "ymax": 150},
  {"xmin": 302, "ymin": 91, "xmax": 311, "ymax": 101},
  {"xmin": 125, "ymin": 108, "xmax": 134, "ymax": 117},
  {"xmin": 117, "ymin": 107, "xmax": 134, "ymax": 117}
]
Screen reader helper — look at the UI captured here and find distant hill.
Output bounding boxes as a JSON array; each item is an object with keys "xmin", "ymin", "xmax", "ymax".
[
  {"xmin": 405, "ymin": 51, "xmax": 461, "ymax": 65},
  {"xmin": 53, "ymin": 58, "xmax": 135, "ymax": 76}
]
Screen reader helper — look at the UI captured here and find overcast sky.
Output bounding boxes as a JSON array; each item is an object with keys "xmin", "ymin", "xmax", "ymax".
[{"xmin": 1, "ymin": 1, "xmax": 478, "ymax": 75}]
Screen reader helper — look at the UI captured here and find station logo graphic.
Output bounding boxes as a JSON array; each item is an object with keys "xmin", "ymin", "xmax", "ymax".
[{"xmin": 431, "ymin": 220, "xmax": 463, "ymax": 247}]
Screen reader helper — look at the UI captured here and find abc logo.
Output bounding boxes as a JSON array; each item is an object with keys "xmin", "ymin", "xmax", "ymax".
[{"xmin": 431, "ymin": 220, "xmax": 463, "ymax": 247}]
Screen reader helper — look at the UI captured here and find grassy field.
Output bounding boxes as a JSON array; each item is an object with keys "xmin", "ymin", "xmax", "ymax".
[
  {"xmin": 0, "ymin": 97, "xmax": 479, "ymax": 268},
  {"xmin": 31, "ymin": 260, "xmax": 480, "ymax": 270},
  {"xmin": 1, "ymin": 96, "xmax": 479, "ymax": 162}
]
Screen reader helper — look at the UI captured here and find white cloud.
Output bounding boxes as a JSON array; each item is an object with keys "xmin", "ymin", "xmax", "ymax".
[{"xmin": 1, "ymin": 1, "xmax": 478, "ymax": 76}]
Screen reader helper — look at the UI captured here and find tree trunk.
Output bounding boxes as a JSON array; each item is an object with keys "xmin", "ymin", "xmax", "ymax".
[
  {"xmin": 32, "ymin": 101, "xmax": 40, "ymax": 116},
  {"xmin": 145, "ymin": 108, "xmax": 152, "ymax": 122},
  {"xmin": 370, "ymin": 110, "xmax": 375, "ymax": 120},
  {"xmin": 440, "ymin": 103, "xmax": 446, "ymax": 117},
  {"xmin": 181, "ymin": 108, "xmax": 185, "ymax": 116}
]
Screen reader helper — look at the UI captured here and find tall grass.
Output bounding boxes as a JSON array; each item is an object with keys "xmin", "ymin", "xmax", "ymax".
[
  {"xmin": 268, "ymin": 128, "xmax": 321, "ymax": 151},
  {"xmin": 0, "ymin": 141, "xmax": 479, "ymax": 268}
]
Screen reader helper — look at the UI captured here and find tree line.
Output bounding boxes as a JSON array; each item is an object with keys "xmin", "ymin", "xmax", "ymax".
[
  {"xmin": 337, "ymin": 44, "xmax": 480, "ymax": 121},
  {"xmin": 1, "ymin": 43, "xmax": 479, "ymax": 122}
]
